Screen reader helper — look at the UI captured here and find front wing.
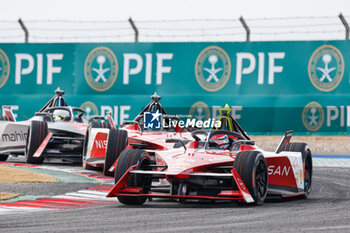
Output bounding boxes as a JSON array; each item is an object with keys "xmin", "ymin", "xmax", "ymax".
[
  {"xmin": 107, "ymin": 151, "xmax": 307, "ymax": 203},
  {"xmin": 107, "ymin": 166, "xmax": 255, "ymax": 203}
]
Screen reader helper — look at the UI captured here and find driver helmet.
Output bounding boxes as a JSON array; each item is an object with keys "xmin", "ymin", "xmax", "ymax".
[
  {"xmin": 211, "ymin": 135, "xmax": 230, "ymax": 150},
  {"xmin": 53, "ymin": 109, "xmax": 70, "ymax": 122}
]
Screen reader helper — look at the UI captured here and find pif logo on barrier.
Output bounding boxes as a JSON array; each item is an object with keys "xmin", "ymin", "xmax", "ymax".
[
  {"xmin": 80, "ymin": 101, "xmax": 99, "ymax": 120},
  {"xmin": 308, "ymin": 45, "xmax": 344, "ymax": 92},
  {"xmin": 302, "ymin": 101, "xmax": 324, "ymax": 131},
  {"xmin": 0, "ymin": 49, "xmax": 10, "ymax": 88},
  {"xmin": 84, "ymin": 47, "xmax": 118, "ymax": 92},
  {"xmin": 189, "ymin": 101, "xmax": 211, "ymax": 121},
  {"xmin": 195, "ymin": 46, "xmax": 231, "ymax": 92}
]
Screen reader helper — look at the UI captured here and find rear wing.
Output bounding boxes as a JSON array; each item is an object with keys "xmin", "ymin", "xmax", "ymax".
[
  {"xmin": 2, "ymin": 106, "xmax": 16, "ymax": 122},
  {"xmin": 275, "ymin": 130, "xmax": 293, "ymax": 153},
  {"xmin": 106, "ymin": 112, "xmax": 116, "ymax": 129}
]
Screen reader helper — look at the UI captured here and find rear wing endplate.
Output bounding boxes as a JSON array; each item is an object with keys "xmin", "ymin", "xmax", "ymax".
[
  {"xmin": 2, "ymin": 106, "xmax": 16, "ymax": 122},
  {"xmin": 275, "ymin": 130, "xmax": 293, "ymax": 153}
]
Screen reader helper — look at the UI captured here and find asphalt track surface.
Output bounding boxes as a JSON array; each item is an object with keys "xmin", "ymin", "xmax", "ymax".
[{"xmin": 1, "ymin": 166, "xmax": 349, "ymax": 233}]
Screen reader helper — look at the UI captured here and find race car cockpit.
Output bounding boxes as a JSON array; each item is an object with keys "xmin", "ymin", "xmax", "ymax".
[
  {"xmin": 192, "ymin": 129, "xmax": 248, "ymax": 150},
  {"xmin": 187, "ymin": 104, "xmax": 252, "ymax": 150},
  {"xmin": 214, "ymin": 104, "xmax": 250, "ymax": 140},
  {"xmin": 33, "ymin": 87, "xmax": 88, "ymax": 123},
  {"xmin": 52, "ymin": 109, "xmax": 71, "ymax": 122}
]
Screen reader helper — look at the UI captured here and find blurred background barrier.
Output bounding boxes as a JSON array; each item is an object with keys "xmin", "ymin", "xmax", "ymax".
[
  {"xmin": 0, "ymin": 41, "xmax": 349, "ymax": 95},
  {"xmin": 1, "ymin": 16, "xmax": 350, "ymax": 134},
  {"xmin": 1, "ymin": 94, "xmax": 349, "ymax": 134}
]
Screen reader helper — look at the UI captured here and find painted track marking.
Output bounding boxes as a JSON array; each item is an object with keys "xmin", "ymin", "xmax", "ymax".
[{"xmin": 0, "ymin": 163, "xmax": 117, "ymax": 215}]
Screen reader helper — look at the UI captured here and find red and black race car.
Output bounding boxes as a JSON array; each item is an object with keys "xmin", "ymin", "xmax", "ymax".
[
  {"xmin": 107, "ymin": 105, "xmax": 312, "ymax": 205},
  {"xmin": 83, "ymin": 93, "xmax": 193, "ymax": 176}
]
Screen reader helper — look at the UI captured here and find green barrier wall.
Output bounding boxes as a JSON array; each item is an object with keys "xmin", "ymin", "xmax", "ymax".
[{"xmin": 0, "ymin": 41, "xmax": 349, "ymax": 134}]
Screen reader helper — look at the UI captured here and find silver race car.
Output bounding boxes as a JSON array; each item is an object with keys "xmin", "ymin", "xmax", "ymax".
[{"xmin": 0, "ymin": 88, "xmax": 109, "ymax": 164}]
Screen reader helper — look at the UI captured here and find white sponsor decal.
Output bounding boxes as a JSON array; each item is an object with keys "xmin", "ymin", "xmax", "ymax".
[{"xmin": 268, "ymin": 165, "xmax": 291, "ymax": 176}]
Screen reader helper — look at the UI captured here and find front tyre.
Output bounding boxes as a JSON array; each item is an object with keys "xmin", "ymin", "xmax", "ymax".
[
  {"xmin": 114, "ymin": 149, "xmax": 152, "ymax": 205},
  {"xmin": 234, "ymin": 151, "xmax": 268, "ymax": 205},
  {"xmin": 25, "ymin": 121, "xmax": 48, "ymax": 164},
  {"xmin": 103, "ymin": 129, "xmax": 128, "ymax": 177}
]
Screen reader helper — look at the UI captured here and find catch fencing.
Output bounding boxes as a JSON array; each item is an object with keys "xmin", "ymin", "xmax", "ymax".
[{"xmin": 0, "ymin": 14, "xmax": 350, "ymax": 43}]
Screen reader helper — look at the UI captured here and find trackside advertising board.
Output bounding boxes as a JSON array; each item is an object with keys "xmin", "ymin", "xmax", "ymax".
[{"xmin": 0, "ymin": 41, "xmax": 349, "ymax": 134}]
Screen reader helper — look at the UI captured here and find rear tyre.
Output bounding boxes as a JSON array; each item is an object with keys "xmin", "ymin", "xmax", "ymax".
[
  {"xmin": 0, "ymin": 154, "xmax": 9, "ymax": 161},
  {"xmin": 234, "ymin": 151, "xmax": 268, "ymax": 205},
  {"xmin": 0, "ymin": 116, "xmax": 12, "ymax": 121},
  {"xmin": 114, "ymin": 149, "xmax": 152, "ymax": 205},
  {"xmin": 82, "ymin": 121, "xmax": 111, "ymax": 170},
  {"xmin": 103, "ymin": 129, "xmax": 128, "ymax": 177},
  {"xmin": 280, "ymin": 143, "xmax": 312, "ymax": 198},
  {"xmin": 25, "ymin": 121, "xmax": 48, "ymax": 164}
]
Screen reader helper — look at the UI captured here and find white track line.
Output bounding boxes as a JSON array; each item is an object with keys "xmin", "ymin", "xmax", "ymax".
[
  {"xmin": 0, "ymin": 207, "xmax": 44, "ymax": 214},
  {"xmin": 313, "ymin": 158, "xmax": 350, "ymax": 167},
  {"xmin": 62, "ymin": 192, "xmax": 113, "ymax": 200},
  {"xmin": 77, "ymin": 190, "xmax": 109, "ymax": 195}
]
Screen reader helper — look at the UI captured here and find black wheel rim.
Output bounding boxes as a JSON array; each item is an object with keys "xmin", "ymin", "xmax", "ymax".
[{"xmin": 255, "ymin": 158, "xmax": 268, "ymax": 199}]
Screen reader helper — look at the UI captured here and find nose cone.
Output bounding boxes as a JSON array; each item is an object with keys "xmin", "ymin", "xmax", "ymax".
[
  {"xmin": 161, "ymin": 149, "xmax": 234, "ymax": 176},
  {"xmin": 48, "ymin": 122, "xmax": 87, "ymax": 136}
]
